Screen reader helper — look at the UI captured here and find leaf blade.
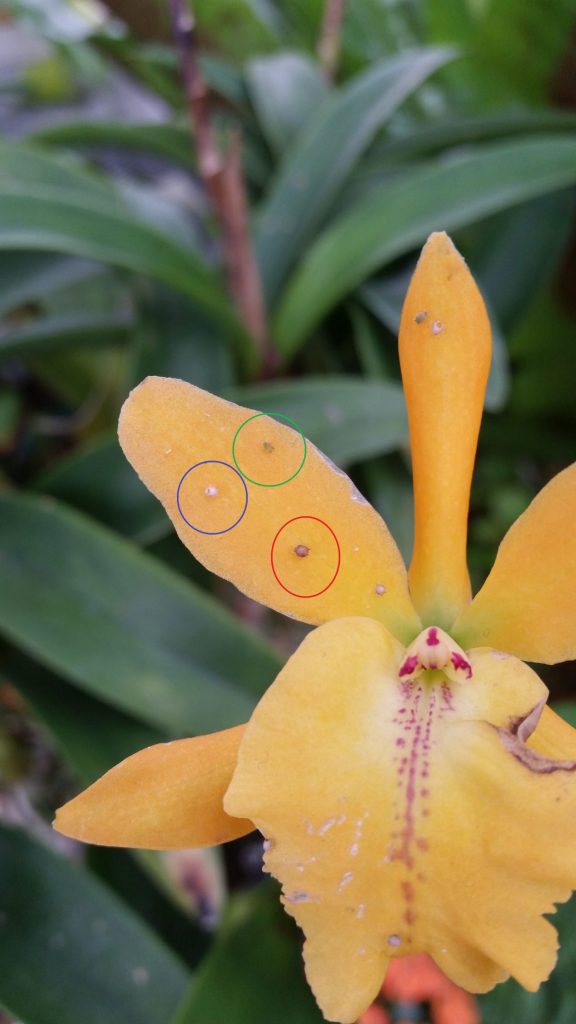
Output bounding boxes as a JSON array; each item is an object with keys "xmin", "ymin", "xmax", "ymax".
[
  {"xmin": 0, "ymin": 494, "xmax": 281, "ymax": 734},
  {"xmin": 246, "ymin": 51, "xmax": 328, "ymax": 155},
  {"xmin": 274, "ymin": 135, "xmax": 576, "ymax": 355},
  {"xmin": 0, "ymin": 142, "xmax": 248, "ymax": 348},
  {"xmin": 173, "ymin": 883, "xmax": 323, "ymax": 1024},
  {"xmin": 0, "ymin": 825, "xmax": 189, "ymax": 1024},
  {"xmin": 255, "ymin": 46, "xmax": 455, "ymax": 304}
]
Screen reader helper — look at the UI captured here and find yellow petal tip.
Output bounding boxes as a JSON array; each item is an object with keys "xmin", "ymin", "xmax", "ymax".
[
  {"xmin": 52, "ymin": 729, "xmax": 253, "ymax": 850},
  {"xmin": 423, "ymin": 229, "xmax": 455, "ymax": 249},
  {"xmin": 52, "ymin": 803, "xmax": 83, "ymax": 842},
  {"xmin": 118, "ymin": 374, "xmax": 166, "ymax": 446},
  {"xmin": 417, "ymin": 231, "xmax": 467, "ymax": 279}
]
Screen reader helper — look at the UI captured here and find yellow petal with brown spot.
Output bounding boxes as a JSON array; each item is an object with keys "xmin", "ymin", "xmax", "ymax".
[
  {"xmin": 54, "ymin": 726, "xmax": 252, "ymax": 849},
  {"xmin": 225, "ymin": 618, "xmax": 576, "ymax": 1023},
  {"xmin": 454, "ymin": 462, "xmax": 576, "ymax": 664},
  {"xmin": 399, "ymin": 233, "xmax": 491, "ymax": 628},
  {"xmin": 119, "ymin": 377, "xmax": 420, "ymax": 642}
]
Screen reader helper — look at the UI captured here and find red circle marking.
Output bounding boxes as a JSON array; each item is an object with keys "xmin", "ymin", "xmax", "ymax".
[{"xmin": 270, "ymin": 516, "xmax": 341, "ymax": 598}]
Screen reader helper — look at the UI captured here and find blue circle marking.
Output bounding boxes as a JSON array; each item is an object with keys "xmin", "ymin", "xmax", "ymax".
[{"xmin": 176, "ymin": 460, "xmax": 248, "ymax": 535}]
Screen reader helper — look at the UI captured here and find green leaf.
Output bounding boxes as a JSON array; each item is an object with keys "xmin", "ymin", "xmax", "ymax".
[
  {"xmin": 423, "ymin": 0, "xmax": 475, "ymax": 44},
  {"xmin": 274, "ymin": 135, "xmax": 576, "ymax": 356},
  {"xmin": 193, "ymin": 0, "xmax": 283, "ymax": 60},
  {"xmin": 551, "ymin": 701, "xmax": 576, "ymax": 729},
  {"xmin": 0, "ymin": 825, "xmax": 189, "ymax": 1024},
  {"xmin": 228, "ymin": 377, "xmax": 408, "ymax": 465},
  {"xmin": 30, "ymin": 121, "xmax": 195, "ymax": 168},
  {"xmin": 364, "ymin": 457, "xmax": 414, "ymax": 565},
  {"xmin": 483, "ymin": 311, "xmax": 510, "ymax": 414},
  {"xmin": 255, "ymin": 46, "xmax": 455, "ymax": 304},
  {"xmin": 271, "ymin": 0, "xmax": 323, "ymax": 51},
  {"xmin": 350, "ymin": 305, "xmax": 390, "ymax": 379},
  {"xmin": 118, "ymin": 181, "xmax": 202, "ymax": 254},
  {"xmin": 426, "ymin": 0, "xmax": 576, "ymax": 106},
  {"xmin": 3, "ymin": 655, "xmax": 209, "ymax": 957},
  {"xmin": 35, "ymin": 436, "xmax": 167, "ymax": 544},
  {"xmin": 0, "ymin": 186, "xmax": 231, "ymax": 330},
  {"xmin": 0, "ymin": 253, "xmax": 101, "ymax": 318},
  {"xmin": 509, "ymin": 289, "xmax": 576, "ymax": 419},
  {"xmin": 338, "ymin": 0, "xmax": 421, "ymax": 72},
  {"xmin": 200, "ymin": 53, "xmax": 251, "ymax": 106},
  {"xmin": 246, "ymin": 51, "xmax": 328, "ymax": 156},
  {"xmin": 0, "ymin": 494, "xmax": 281, "ymax": 734},
  {"xmin": 132, "ymin": 289, "xmax": 235, "ymax": 396},
  {"xmin": 369, "ymin": 110, "xmax": 576, "ymax": 167},
  {"xmin": 0, "ymin": 142, "xmax": 247, "ymax": 350},
  {"xmin": 7, "ymin": 0, "xmax": 116, "ymax": 43},
  {"xmin": 472, "ymin": 192, "xmax": 576, "ymax": 329},
  {"xmin": 0, "ymin": 139, "xmax": 113, "ymax": 198},
  {"xmin": 26, "ymin": 346, "xmax": 125, "ymax": 409},
  {"xmin": 360, "ymin": 275, "xmax": 408, "ymax": 336},
  {"xmin": 0, "ymin": 390, "xmax": 21, "ymax": 446},
  {"xmin": 0, "ymin": 311, "xmax": 133, "ymax": 362},
  {"xmin": 343, "ymin": 111, "xmax": 576, "ymax": 214},
  {"xmin": 173, "ymin": 882, "xmax": 323, "ymax": 1024},
  {"xmin": 3, "ymin": 650, "xmax": 163, "ymax": 784}
]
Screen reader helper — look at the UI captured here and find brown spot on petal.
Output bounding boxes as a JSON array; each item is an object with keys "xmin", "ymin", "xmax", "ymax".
[
  {"xmin": 415, "ymin": 311, "xmax": 428, "ymax": 324},
  {"xmin": 294, "ymin": 544, "xmax": 309, "ymax": 558},
  {"xmin": 262, "ymin": 441, "xmax": 274, "ymax": 453}
]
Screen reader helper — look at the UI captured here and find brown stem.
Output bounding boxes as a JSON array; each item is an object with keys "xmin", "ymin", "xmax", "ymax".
[
  {"xmin": 168, "ymin": 0, "xmax": 274, "ymax": 371},
  {"xmin": 317, "ymin": 0, "xmax": 346, "ymax": 80}
]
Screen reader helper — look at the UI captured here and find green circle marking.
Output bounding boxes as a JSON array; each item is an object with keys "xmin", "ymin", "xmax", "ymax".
[{"xmin": 232, "ymin": 412, "xmax": 307, "ymax": 487}]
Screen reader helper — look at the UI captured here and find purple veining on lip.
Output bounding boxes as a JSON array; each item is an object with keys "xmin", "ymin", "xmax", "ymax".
[
  {"xmin": 389, "ymin": 674, "xmax": 459, "ymax": 942},
  {"xmin": 451, "ymin": 651, "xmax": 472, "ymax": 678},
  {"xmin": 441, "ymin": 682, "xmax": 455, "ymax": 710},
  {"xmin": 401, "ymin": 880, "xmax": 416, "ymax": 927}
]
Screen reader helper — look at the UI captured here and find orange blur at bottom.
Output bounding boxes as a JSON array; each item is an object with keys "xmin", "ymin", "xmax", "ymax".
[{"xmin": 358, "ymin": 954, "xmax": 480, "ymax": 1024}]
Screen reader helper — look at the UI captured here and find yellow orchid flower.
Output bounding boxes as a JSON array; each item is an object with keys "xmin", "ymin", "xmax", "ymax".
[{"xmin": 54, "ymin": 232, "xmax": 576, "ymax": 1024}]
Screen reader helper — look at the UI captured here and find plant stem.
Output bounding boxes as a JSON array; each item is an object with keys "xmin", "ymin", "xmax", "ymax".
[
  {"xmin": 168, "ymin": 0, "xmax": 275, "ymax": 372},
  {"xmin": 318, "ymin": 0, "xmax": 346, "ymax": 80}
]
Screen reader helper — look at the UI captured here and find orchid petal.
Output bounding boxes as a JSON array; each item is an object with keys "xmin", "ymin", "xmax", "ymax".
[
  {"xmin": 54, "ymin": 726, "xmax": 252, "ymax": 849},
  {"xmin": 399, "ymin": 233, "xmax": 491, "ymax": 627},
  {"xmin": 454, "ymin": 462, "xmax": 576, "ymax": 663},
  {"xmin": 226, "ymin": 618, "xmax": 576, "ymax": 1023},
  {"xmin": 119, "ymin": 377, "xmax": 420, "ymax": 642},
  {"xmin": 528, "ymin": 705, "xmax": 576, "ymax": 760}
]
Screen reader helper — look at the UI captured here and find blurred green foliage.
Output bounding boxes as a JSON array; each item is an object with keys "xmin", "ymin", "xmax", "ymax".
[{"xmin": 1, "ymin": 0, "xmax": 576, "ymax": 1022}]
